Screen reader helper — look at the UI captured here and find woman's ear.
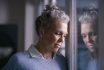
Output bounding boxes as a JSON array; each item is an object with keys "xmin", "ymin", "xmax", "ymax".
[{"xmin": 39, "ymin": 27, "xmax": 44, "ymax": 38}]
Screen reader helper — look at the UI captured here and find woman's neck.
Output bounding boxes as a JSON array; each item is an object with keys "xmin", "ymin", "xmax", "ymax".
[{"xmin": 35, "ymin": 42, "xmax": 53, "ymax": 59}]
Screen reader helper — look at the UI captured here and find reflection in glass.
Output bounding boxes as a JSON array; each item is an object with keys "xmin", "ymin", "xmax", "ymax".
[{"xmin": 77, "ymin": 0, "xmax": 98, "ymax": 70}]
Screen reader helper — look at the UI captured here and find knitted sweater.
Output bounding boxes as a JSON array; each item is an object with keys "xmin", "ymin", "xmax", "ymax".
[{"xmin": 2, "ymin": 45, "xmax": 68, "ymax": 70}]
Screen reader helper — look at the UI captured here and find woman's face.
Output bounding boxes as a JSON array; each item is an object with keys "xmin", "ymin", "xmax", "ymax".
[
  {"xmin": 81, "ymin": 23, "xmax": 97, "ymax": 53},
  {"xmin": 42, "ymin": 21, "xmax": 68, "ymax": 53}
]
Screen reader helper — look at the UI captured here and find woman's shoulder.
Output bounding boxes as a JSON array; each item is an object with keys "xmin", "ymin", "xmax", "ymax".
[
  {"xmin": 2, "ymin": 51, "xmax": 29, "ymax": 70},
  {"xmin": 11, "ymin": 51, "xmax": 30, "ymax": 61}
]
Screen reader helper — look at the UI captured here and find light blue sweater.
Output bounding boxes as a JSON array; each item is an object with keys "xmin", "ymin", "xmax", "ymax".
[
  {"xmin": 78, "ymin": 50, "xmax": 97, "ymax": 70},
  {"xmin": 2, "ymin": 46, "xmax": 68, "ymax": 70}
]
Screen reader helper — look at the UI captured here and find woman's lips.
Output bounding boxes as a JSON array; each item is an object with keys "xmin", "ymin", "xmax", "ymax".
[{"xmin": 55, "ymin": 44, "xmax": 61, "ymax": 48}]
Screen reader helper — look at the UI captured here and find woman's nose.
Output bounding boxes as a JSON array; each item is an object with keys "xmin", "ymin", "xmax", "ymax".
[
  {"xmin": 86, "ymin": 35, "xmax": 92, "ymax": 42},
  {"xmin": 59, "ymin": 36, "xmax": 65, "ymax": 42}
]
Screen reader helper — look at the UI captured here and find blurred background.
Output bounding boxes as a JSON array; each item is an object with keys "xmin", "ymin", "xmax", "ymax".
[{"xmin": 0, "ymin": 0, "xmax": 104, "ymax": 70}]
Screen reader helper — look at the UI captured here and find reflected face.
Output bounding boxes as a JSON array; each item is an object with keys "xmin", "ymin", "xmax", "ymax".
[
  {"xmin": 81, "ymin": 23, "xmax": 97, "ymax": 53},
  {"xmin": 43, "ymin": 21, "xmax": 68, "ymax": 53}
]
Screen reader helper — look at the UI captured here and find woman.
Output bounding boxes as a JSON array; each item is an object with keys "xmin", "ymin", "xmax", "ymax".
[
  {"xmin": 78, "ymin": 9, "xmax": 98, "ymax": 70},
  {"xmin": 2, "ymin": 4, "xmax": 70, "ymax": 70}
]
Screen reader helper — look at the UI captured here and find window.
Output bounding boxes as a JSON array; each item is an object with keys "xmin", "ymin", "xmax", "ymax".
[
  {"xmin": 65, "ymin": 0, "xmax": 104, "ymax": 70},
  {"xmin": 77, "ymin": 0, "xmax": 98, "ymax": 70}
]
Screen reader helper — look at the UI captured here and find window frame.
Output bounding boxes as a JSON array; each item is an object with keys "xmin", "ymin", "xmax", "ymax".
[{"xmin": 65, "ymin": 0, "xmax": 78, "ymax": 70}]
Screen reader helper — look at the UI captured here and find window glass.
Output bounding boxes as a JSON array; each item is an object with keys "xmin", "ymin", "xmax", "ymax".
[{"xmin": 77, "ymin": 0, "xmax": 98, "ymax": 70}]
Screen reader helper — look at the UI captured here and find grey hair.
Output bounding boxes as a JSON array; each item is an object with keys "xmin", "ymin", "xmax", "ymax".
[
  {"xmin": 79, "ymin": 9, "xmax": 98, "ymax": 25},
  {"xmin": 35, "ymin": 4, "xmax": 70, "ymax": 36},
  {"xmin": 79, "ymin": 9, "xmax": 98, "ymax": 33}
]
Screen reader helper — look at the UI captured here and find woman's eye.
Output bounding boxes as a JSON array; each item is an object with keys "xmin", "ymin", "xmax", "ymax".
[
  {"xmin": 55, "ymin": 32, "xmax": 67, "ymax": 38},
  {"xmin": 89, "ymin": 33, "xmax": 94, "ymax": 36},
  {"xmin": 55, "ymin": 32, "xmax": 61, "ymax": 35},
  {"xmin": 81, "ymin": 34, "xmax": 86, "ymax": 38},
  {"xmin": 88, "ymin": 32, "xmax": 97, "ymax": 37}
]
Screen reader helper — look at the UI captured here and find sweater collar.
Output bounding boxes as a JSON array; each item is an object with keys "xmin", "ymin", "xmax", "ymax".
[
  {"xmin": 28, "ymin": 44, "xmax": 58, "ymax": 60},
  {"xmin": 28, "ymin": 44, "xmax": 45, "ymax": 59}
]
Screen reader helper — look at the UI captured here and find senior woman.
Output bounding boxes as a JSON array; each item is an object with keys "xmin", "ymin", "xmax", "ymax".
[{"xmin": 2, "ymin": 4, "xmax": 70, "ymax": 70}]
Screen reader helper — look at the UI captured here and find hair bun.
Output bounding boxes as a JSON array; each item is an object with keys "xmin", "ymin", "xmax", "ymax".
[
  {"xmin": 85, "ymin": 6, "xmax": 98, "ymax": 14},
  {"xmin": 44, "ymin": 4, "xmax": 59, "ymax": 11}
]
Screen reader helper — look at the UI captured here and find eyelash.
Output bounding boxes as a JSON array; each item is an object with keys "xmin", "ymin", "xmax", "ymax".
[
  {"xmin": 82, "ymin": 33, "xmax": 96, "ymax": 38},
  {"xmin": 55, "ymin": 32, "xmax": 67, "ymax": 37},
  {"xmin": 55, "ymin": 32, "xmax": 61, "ymax": 35}
]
